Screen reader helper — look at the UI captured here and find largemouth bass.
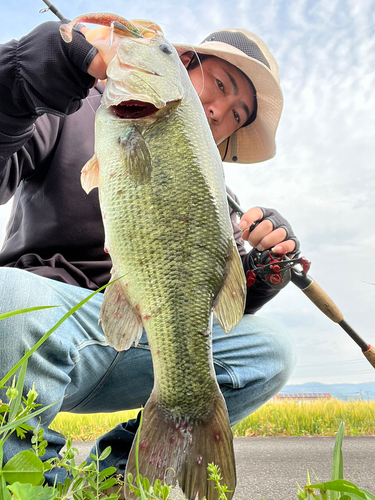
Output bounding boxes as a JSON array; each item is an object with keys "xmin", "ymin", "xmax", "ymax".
[{"xmin": 79, "ymin": 17, "xmax": 246, "ymax": 500}]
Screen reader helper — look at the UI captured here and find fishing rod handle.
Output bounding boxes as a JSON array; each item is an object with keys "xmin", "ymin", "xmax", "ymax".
[
  {"xmin": 291, "ymin": 271, "xmax": 344, "ymax": 323},
  {"xmin": 363, "ymin": 345, "xmax": 375, "ymax": 368}
]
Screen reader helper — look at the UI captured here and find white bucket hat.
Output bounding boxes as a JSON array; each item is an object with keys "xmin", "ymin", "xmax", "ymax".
[{"xmin": 174, "ymin": 29, "xmax": 283, "ymax": 164}]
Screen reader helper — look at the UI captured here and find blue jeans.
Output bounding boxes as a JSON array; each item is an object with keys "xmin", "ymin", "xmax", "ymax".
[{"xmin": 0, "ymin": 267, "xmax": 297, "ymax": 481}]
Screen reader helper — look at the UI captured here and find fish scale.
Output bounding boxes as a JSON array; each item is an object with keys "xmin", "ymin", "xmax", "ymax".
[{"xmin": 80, "ymin": 27, "xmax": 246, "ymax": 500}]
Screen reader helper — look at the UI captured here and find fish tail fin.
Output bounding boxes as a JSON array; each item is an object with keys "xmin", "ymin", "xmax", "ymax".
[{"xmin": 125, "ymin": 391, "xmax": 236, "ymax": 500}]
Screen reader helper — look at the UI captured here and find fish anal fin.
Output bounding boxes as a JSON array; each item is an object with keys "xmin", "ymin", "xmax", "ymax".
[
  {"xmin": 81, "ymin": 154, "xmax": 100, "ymax": 194},
  {"xmin": 100, "ymin": 274, "xmax": 143, "ymax": 351},
  {"xmin": 213, "ymin": 240, "xmax": 246, "ymax": 334},
  {"xmin": 119, "ymin": 127, "xmax": 152, "ymax": 184},
  {"xmin": 125, "ymin": 392, "xmax": 236, "ymax": 500}
]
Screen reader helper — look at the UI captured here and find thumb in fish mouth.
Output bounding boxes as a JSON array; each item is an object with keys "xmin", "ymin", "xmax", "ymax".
[{"xmin": 87, "ymin": 53, "xmax": 107, "ymax": 80}]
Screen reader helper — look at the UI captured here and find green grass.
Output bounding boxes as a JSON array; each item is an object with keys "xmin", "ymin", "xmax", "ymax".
[
  {"xmin": 232, "ymin": 399, "xmax": 375, "ymax": 437},
  {"xmin": 50, "ymin": 409, "xmax": 141, "ymax": 441},
  {"xmin": 49, "ymin": 399, "xmax": 375, "ymax": 441}
]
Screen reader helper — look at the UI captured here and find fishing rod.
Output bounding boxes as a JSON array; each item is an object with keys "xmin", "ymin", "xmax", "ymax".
[
  {"xmin": 39, "ymin": 0, "xmax": 65, "ymax": 20},
  {"xmin": 227, "ymin": 193, "xmax": 375, "ymax": 370}
]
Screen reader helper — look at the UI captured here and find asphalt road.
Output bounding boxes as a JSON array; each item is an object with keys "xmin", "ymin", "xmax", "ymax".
[{"xmin": 72, "ymin": 436, "xmax": 375, "ymax": 500}]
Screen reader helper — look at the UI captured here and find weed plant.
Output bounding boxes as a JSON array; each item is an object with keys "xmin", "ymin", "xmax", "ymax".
[{"xmin": 0, "ymin": 298, "xmax": 374, "ymax": 499}]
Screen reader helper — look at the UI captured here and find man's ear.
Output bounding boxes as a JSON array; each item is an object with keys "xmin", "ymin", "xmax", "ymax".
[{"xmin": 180, "ymin": 52, "xmax": 194, "ymax": 68}]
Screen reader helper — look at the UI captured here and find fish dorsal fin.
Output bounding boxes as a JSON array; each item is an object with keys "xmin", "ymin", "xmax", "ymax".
[
  {"xmin": 81, "ymin": 154, "xmax": 100, "ymax": 194},
  {"xmin": 119, "ymin": 127, "xmax": 152, "ymax": 184},
  {"xmin": 100, "ymin": 273, "xmax": 143, "ymax": 351},
  {"xmin": 213, "ymin": 240, "xmax": 246, "ymax": 334}
]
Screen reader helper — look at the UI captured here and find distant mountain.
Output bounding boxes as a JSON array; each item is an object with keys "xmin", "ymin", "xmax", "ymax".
[{"xmin": 281, "ymin": 382, "xmax": 375, "ymax": 401}]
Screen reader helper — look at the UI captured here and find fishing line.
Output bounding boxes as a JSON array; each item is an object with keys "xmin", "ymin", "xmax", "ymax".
[{"xmin": 85, "ymin": 94, "xmax": 101, "ymax": 115}]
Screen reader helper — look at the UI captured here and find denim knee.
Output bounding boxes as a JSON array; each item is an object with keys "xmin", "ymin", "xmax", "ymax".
[{"xmin": 212, "ymin": 314, "xmax": 297, "ymax": 425}]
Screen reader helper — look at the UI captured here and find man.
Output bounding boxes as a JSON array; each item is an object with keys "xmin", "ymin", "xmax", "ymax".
[{"xmin": 0, "ymin": 19, "xmax": 298, "ymax": 486}]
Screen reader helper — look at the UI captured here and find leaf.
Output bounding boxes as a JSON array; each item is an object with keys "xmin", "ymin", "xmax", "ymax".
[
  {"xmin": 162, "ymin": 484, "xmax": 171, "ymax": 500},
  {"xmin": 307, "ymin": 479, "xmax": 368, "ymax": 499},
  {"xmin": 71, "ymin": 476, "xmax": 85, "ymax": 491},
  {"xmin": 72, "ymin": 489, "xmax": 84, "ymax": 500},
  {"xmin": 331, "ymin": 421, "xmax": 345, "ymax": 484},
  {"xmin": 82, "ymin": 489, "xmax": 96, "ymax": 500},
  {"xmin": 7, "ymin": 356, "xmax": 28, "ymax": 426},
  {"xmin": 0, "ymin": 476, "xmax": 11, "ymax": 500},
  {"xmin": 0, "ymin": 399, "xmax": 59, "ymax": 436},
  {"xmin": 98, "ymin": 446, "xmax": 112, "ymax": 461},
  {"xmin": 7, "ymin": 482, "xmax": 58, "ymax": 499},
  {"xmin": 2, "ymin": 450, "xmax": 44, "ymax": 486},
  {"xmin": 99, "ymin": 466, "xmax": 117, "ymax": 481},
  {"xmin": 99, "ymin": 477, "xmax": 118, "ymax": 490},
  {"xmin": 142, "ymin": 476, "xmax": 150, "ymax": 492}
]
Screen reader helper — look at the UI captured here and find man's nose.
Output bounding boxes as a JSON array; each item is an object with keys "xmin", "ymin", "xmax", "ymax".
[{"xmin": 207, "ymin": 102, "xmax": 226, "ymax": 123}]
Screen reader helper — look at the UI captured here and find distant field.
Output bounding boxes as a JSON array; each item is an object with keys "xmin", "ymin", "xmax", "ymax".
[{"xmin": 50, "ymin": 399, "xmax": 375, "ymax": 441}]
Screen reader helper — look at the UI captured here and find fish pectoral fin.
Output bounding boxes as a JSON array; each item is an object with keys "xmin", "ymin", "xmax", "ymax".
[
  {"xmin": 213, "ymin": 239, "xmax": 246, "ymax": 334},
  {"xmin": 125, "ymin": 391, "xmax": 236, "ymax": 500},
  {"xmin": 81, "ymin": 154, "xmax": 100, "ymax": 194},
  {"xmin": 100, "ymin": 275, "xmax": 143, "ymax": 351},
  {"xmin": 119, "ymin": 127, "xmax": 152, "ymax": 184}
]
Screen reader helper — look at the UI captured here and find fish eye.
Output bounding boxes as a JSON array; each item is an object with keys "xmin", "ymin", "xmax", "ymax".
[{"xmin": 159, "ymin": 43, "xmax": 173, "ymax": 54}]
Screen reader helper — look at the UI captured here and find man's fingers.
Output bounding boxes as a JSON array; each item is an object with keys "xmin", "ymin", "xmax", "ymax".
[
  {"xmin": 239, "ymin": 207, "xmax": 264, "ymax": 230},
  {"xmin": 252, "ymin": 227, "xmax": 288, "ymax": 251},
  {"xmin": 272, "ymin": 239, "xmax": 296, "ymax": 255},
  {"xmin": 242, "ymin": 219, "xmax": 273, "ymax": 246}
]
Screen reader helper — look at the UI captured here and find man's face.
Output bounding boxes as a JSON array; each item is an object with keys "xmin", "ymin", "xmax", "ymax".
[{"xmin": 187, "ymin": 57, "xmax": 256, "ymax": 145}]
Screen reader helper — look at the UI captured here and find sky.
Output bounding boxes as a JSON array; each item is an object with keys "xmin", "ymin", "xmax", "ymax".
[{"xmin": 1, "ymin": 0, "xmax": 375, "ymax": 389}]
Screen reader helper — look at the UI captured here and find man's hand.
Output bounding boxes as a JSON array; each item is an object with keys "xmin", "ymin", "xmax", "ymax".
[
  {"xmin": 239, "ymin": 207, "xmax": 300, "ymax": 255},
  {"xmin": 87, "ymin": 52, "xmax": 107, "ymax": 80},
  {"xmin": 80, "ymin": 27, "xmax": 107, "ymax": 80}
]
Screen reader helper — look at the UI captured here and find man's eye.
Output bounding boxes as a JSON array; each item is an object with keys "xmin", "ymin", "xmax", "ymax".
[
  {"xmin": 216, "ymin": 79, "xmax": 224, "ymax": 91},
  {"xmin": 233, "ymin": 110, "xmax": 240, "ymax": 123}
]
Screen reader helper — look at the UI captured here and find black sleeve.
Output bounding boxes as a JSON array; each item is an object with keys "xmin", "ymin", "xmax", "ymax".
[{"xmin": 0, "ymin": 20, "xmax": 97, "ymax": 161}]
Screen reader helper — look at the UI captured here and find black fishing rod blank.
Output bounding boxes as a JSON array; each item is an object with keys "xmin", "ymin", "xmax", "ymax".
[{"xmin": 39, "ymin": 0, "xmax": 65, "ymax": 20}]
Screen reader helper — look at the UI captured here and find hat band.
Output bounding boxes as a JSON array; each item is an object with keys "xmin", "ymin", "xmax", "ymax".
[{"xmin": 201, "ymin": 31, "xmax": 271, "ymax": 69}]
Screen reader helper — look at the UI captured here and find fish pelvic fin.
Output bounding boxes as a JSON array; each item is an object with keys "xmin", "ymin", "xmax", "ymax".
[
  {"xmin": 100, "ymin": 273, "xmax": 143, "ymax": 351},
  {"xmin": 119, "ymin": 127, "xmax": 152, "ymax": 185},
  {"xmin": 81, "ymin": 154, "xmax": 100, "ymax": 194},
  {"xmin": 125, "ymin": 392, "xmax": 236, "ymax": 500},
  {"xmin": 213, "ymin": 239, "xmax": 246, "ymax": 334}
]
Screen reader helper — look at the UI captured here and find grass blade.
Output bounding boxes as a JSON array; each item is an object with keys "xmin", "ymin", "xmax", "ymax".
[
  {"xmin": 0, "ymin": 306, "xmax": 59, "ymax": 321},
  {"xmin": 0, "ymin": 279, "xmax": 119, "ymax": 389},
  {"xmin": 7, "ymin": 354, "xmax": 28, "ymax": 425},
  {"xmin": 332, "ymin": 421, "xmax": 345, "ymax": 481},
  {"xmin": 308, "ymin": 479, "xmax": 367, "ymax": 500},
  {"xmin": 0, "ymin": 400, "xmax": 60, "ymax": 435}
]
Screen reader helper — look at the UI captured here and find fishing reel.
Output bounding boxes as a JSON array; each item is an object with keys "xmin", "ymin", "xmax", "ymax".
[{"xmin": 246, "ymin": 249, "xmax": 311, "ymax": 291}]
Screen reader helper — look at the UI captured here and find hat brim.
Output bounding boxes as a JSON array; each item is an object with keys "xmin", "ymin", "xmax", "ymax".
[{"xmin": 173, "ymin": 41, "xmax": 283, "ymax": 164}]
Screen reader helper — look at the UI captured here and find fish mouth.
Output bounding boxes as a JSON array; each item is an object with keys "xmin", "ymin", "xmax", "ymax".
[{"xmin": 112, "ymin": 100, "xmax": 159, "ymax": 119}]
